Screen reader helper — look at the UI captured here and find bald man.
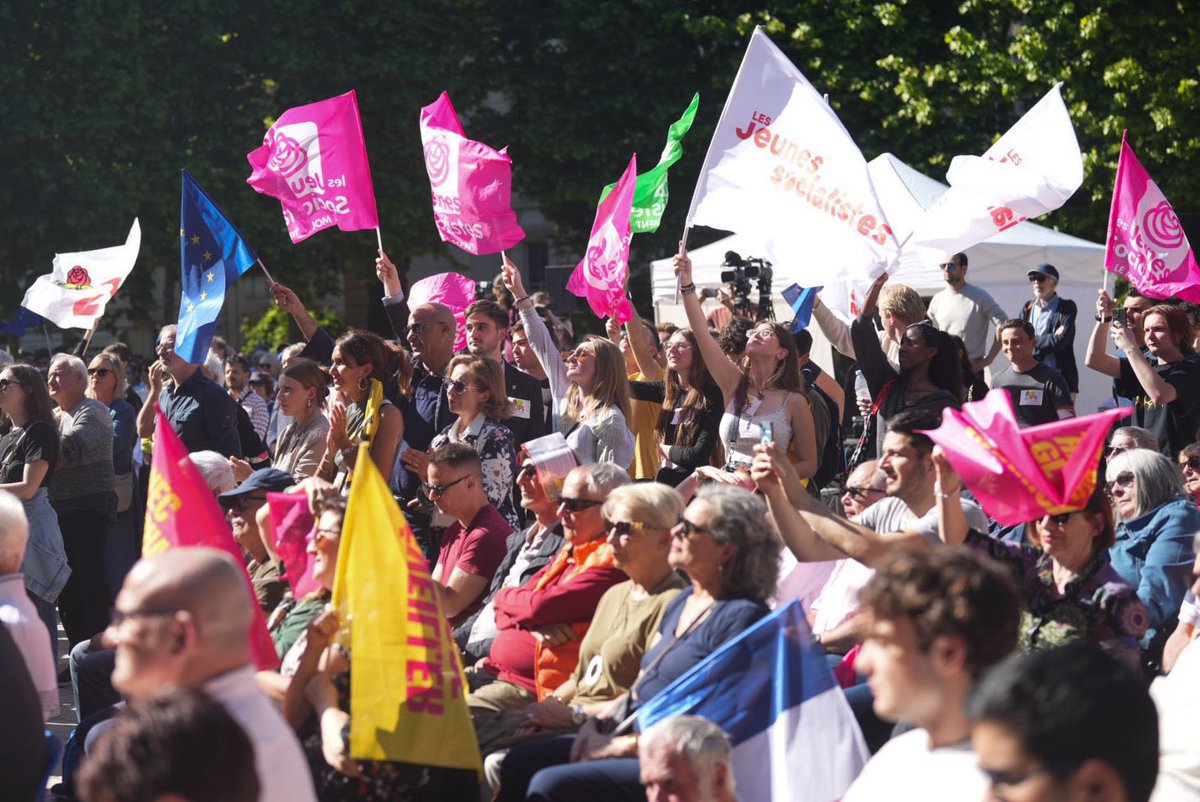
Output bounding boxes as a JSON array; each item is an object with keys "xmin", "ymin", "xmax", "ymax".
[{"xmin": 98, "ymin": 548, "xmax": 316, "ymax": 802}]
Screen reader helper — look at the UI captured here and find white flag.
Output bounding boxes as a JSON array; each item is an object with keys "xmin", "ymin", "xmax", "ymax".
[
  {"xmin": 910, "ymin": 84, "xmax": 1083, "ymax": 258},
  {"xmin": 21, "ymin": 219, "xmax": 141, "ymax": 329},
  {"xmin": 685, "ymin": 27, "xmax": 898, "ymax": 288}
]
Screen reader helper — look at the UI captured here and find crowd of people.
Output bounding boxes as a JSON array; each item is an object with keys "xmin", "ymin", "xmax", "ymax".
[{"xmin": 0, "ymin": 242, "xmax": 1198, "ymax": 802}]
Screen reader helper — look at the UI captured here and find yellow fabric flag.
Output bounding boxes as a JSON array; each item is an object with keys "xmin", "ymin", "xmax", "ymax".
[{"xmin": 332, "ymin": 443, "xmax": 481, "ymax": 771}]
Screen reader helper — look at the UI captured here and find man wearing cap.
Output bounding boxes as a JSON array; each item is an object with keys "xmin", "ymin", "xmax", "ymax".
[
  {"xmin": 1020, "ymin": 263, "xmax": 1079, "ymax": 395},
  {"xmin": 217, "ymin": 468, "xmax": 296, "ymax": 614}
]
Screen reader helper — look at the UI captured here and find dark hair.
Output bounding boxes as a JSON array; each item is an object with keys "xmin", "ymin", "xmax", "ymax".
[
  {"xmin": 885, "ymin": 408, "xmax": 941, "ymax": 457},
  {"xmin": 966, "ymin": 643, "xmax": 1159, "ymax": 802},
  {"xmin": 101, "ymin": 341, "xmax": 132, "ymax": 364},
  {"xmin": 429, "ymin": 441, "xmax": 482, "ymax": 474},
  {"xmin": 76, "ymin": 687, "xmax": 259, "ymax": 802},
  {"xmin": 954, "ymin": 251, "xmax": 968, "ymax": 268},
  {"xmin": 859, "ymin": 548, "xmax": 1019, "ymax": 678},
  {"xmin": 659, "ymin": 328, "xmax": 716, "ymax": 449},
  {"xmin": 998, "ymin": 319, "xmax": 1036, "ymax": 339},
  {"xmin": 1142, "ymin": 303, "xmax": 1196, "ymax": 356},
  {"xmin": 464, "ymin": 298, "xmax": 510, "ymax": 330},
  {"xmin": 224, "ymin": 353, "xmax": 251, "ymax": 372},
  {"xmin": 333, "ymin": 330, "xmax": 399, "ymax": 385},
  {"xmin": 904, "ymin": 321, "xmax": 964, "ymax": 402},
  {"xmin": 639, "ymin": 318, "xmax": 661, "ymax": 351},
  {"xmin": 717, "ymin": 316, "xmax": 754, "ymax": 358},
  {"xmin": 0, "ymin": 363, "xmax": 57, "ymax": 431},
  {"xmin": 280, "ymin": 358, "xmax": 329, "ymax": 406},
  {"xmin": 1029, "ymin": 488, "xmax": 1116, "ymax": 551},
  {"xmin": 793, "ymin": 328, "xmax": 813, "ymax": 357},
  {"xmin": 733, "ymin": 322, "xmax": 804, "ymax": 412}
]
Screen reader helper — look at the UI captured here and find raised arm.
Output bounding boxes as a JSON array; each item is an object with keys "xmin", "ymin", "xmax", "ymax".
[
  {"xmin": 1119, "ymin": 327, "xmax": 1178, "ymax": 404},
  {"xmin": 136, "ymin": 361, "xmax": 166, "ymax": 438},
  {"xmin": 1085, "ymin": 289, "xmax": 1121, "ymax": 378},
  {"xmin": 675, "ymin": 242, "xmax": 743, "ymax": 400},
  {"xmin": 810, "ymin": 297, "xmax": 855, "ymax": 360},
  {"xmin": 502, "ymin": 257, "xmax": 570, "ymax": 408},
  {"xmin": 375, "ymin": 249, "xmax": 409, "ymax": 340},
  {"xmin": 752, "ymin": 449, "xmax": 845, "ymax": 563},
  {"xmin": 621, "ymin": 311, "xmax": 664, "ymax": 381},
  {"xmin": 269, "ymin": 281, "xmax": 320, "ymax": 342},
  {"xmin": 931, "ymin": 446, "xmax": 968, "ymax": 546}
]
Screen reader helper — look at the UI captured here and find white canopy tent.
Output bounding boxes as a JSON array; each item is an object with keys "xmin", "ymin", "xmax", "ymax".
[{"xmin": 651, "ymin": 153, "xmax": 1111, "ymax": 414}]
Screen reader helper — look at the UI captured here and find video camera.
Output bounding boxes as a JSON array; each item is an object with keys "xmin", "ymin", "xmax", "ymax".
[{"xmin": 719, "ymin": 251, "xmax": 774, "ymax": 321}]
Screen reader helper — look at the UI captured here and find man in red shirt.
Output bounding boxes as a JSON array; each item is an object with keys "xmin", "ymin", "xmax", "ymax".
[
  {"xmin": 469, "ymin": 463, "xmax": 631, "ymax": 754},
  {"xmin": 428, "ymin": 443, "xmax": 511, "ymax": 626}
]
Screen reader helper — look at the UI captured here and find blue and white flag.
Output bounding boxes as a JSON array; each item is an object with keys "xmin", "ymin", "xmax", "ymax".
[
  {"xmin": 636, "ymin": 600, "xmax": 868, "ymax": 802},
  {"xmin": 781, "ymin": 283, "xmax": 821, "ymax": 333}
]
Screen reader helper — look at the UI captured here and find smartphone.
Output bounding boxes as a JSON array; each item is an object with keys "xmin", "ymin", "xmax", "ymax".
[
  {"xmin": 1113, "ymin": 308, "xmax": 1128, "ymax": 327},
  {"xmin": 760, "ymin": 421, "xmax": 774, "ymax": 445}
]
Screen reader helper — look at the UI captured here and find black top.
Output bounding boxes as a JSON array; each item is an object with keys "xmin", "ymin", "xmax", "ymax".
[
  {"xmin": 158, "ymin": 369, "xmax": 242, "ymax": 457},
  {"xmin": 501, "ymin": 360, "xmax": 548, "ymax": 448},
  {"xmin": 0, "ymin": 419, "xmax": 59, "ymax": 486},
  {"xmin": 630, "ymin": 378, "xmax": 724, "ymax": 486},
  {"xmin": 1118, "ymin": 355, "xmax": 1200, "ymax": 456}
]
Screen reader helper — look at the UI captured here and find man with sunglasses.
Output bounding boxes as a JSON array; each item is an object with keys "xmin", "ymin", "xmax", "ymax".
[
  {"xmin": 217, "ymin": 468, "xmax": 296, "ymax": 615},
  {"xmin": 1020, "ymin": 264, "xmax": 1079, "ymax": 396},
  {"xmin": 927, "ymin": 252, "xmax": 1008, "ymax": 374},
  {"xmin": 470, "ymin": 464, "xmax": 630, "ymax": 754}
]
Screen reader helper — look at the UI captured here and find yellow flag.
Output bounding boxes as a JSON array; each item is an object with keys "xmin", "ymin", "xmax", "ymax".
[{"xmin": 332, "ymin": 444, "xmax": 481, "ymax": 771}]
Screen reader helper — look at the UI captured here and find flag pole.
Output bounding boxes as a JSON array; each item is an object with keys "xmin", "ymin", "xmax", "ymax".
[
  {"xmin": 77, "ymin": 318, "xmax": 101, "ymax": 358},
  {"xmin": 375, "ymin": 227, "xmax": 383, "ymax": 253},
  {"xmin": 256, "ymin": 258, "xmax": 275, "ymax": 284},
  {"xmin": 674, "ymin": 226, "xmax": 691, "ymax": 304},
  {"xmin": 41, "ymin": 324, "xmax": 52, "ymax": 355}
]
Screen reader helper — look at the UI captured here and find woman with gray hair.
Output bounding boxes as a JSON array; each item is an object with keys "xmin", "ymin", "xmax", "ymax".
[
  {"xmin": 497, "ymin": 484, "xmax": 775, "ymax": 801},
  {"xmin": 1107, "ymin": 448, "xmax": 1200, "ymax": 658}
]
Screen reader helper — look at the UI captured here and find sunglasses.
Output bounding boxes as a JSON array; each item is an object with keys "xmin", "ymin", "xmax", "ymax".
[
  {"xmin": 604, "ymin": 518, "xmax": 648, "ymax": 538},
  {"xmin": 564, "ymin": 349, "xmax": 594, "ymax": 364},
  {"xmin": 233, "ymin": 494, "xmax": 267, "ymax": 512},
  {"xmin": 1029, "ymin": 275, "xmax": 1052, "ymax": 283},
  {"xmin": 1045, "ymin": 511, "xmax": 1079, "ymax": 526},
  {"xmin": 422, "ymin": 475, "xmax": 470, "ymax": 497},
  {"xmin": 0, "ymin": 378, "xmax": 21, "ymax": 391},
  {"xmin": 843, "ymin": 485, "xmax": 884, "ymax": 502},
  {"xmin": 406, "ymin": 321, "xmax": 445, "ymax": 335},
  {"xmin": 940, "ymin": 262, "xmax": 961, "ymax": 270},
  {"xmin": 673, "ymin": 517, "xmax": 714, "ymax": 540},
  {"xmin": 1106, "ymin": 445, "xmax": 1127, "ymax": 457},
  {"xmin": 1181, "ymin": 456, "xmax": 1200, "ymax": 472},
  {"xmin": 1106, "ymin": 472, "xmax": 1135, "ymax": 492},
  {"xmin": 558, "ymin": 496, "xmax": 603, "ymax": 512},
  {"xmin": 444, "ymin": 378, "xmax": 483, "ymax": 395},
  {"xmin": 87, "ymin": 367, "xmax": 113, "ymax": 378},
  {"xmin": 517, "ymin": 463, "xmax": 537, "ymax": 480}
]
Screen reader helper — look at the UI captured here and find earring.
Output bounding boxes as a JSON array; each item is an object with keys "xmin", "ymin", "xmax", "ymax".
[
  {"xmin": 358, "ymin": 376, "xmax": 369, "ymax": 391},
  {"xmin": 306, "ymin": 397, "xmax": 313, "ymax": 409}
]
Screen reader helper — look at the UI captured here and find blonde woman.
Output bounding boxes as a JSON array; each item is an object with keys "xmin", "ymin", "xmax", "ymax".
[{"xmin": 501, "ymin": 258, "xmax": 634, "ymax": 468}]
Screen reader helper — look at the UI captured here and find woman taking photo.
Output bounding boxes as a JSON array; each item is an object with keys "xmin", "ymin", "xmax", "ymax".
[
  {"xmin": 86, "ymin": 352, "xmax": 139, "ymax": 596},
  {"xmin": 317, "ymin": 330, "xmax": 403, "ymax": 487},
  {"xmin": 674, "ymin": 244, "xmax": 817, "ymax": 477},
  {"xmin": 1105, "ymin": 448, "xmax": 1200, "ymax": 658},
  {"xmin": 0, "ymin": 364, "xmax": 69, "ymax": 656},
  {"xmin": 933, "ymin": 450, "xmax": 1148, "ymax": 664},
  {"xmin": 237, "ymin": 358, "xmax": 330, "ymax": 483},
  {"xmin": 428, "ymin": 354, "xmax": 519, "ymax": 530},
  {"xmin": 501, "ymin": 259, "xmax": 634, "ymax": 468}
]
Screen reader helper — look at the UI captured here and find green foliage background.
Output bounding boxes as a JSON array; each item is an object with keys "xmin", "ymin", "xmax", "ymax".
[{"xmin": 3, "ymin": 1, "xmax": 1197, "ymax": 330}]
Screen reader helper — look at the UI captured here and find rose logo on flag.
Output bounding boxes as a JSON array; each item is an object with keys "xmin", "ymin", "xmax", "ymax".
[
  {"xmin": 64, "ymin": 266, "xmax": 92, "ymax": 290},
  {"xmin": 424, "ymin": 136, "xmax": 451, "ymax": 188},
  {"xmin": 1143, "ymin": 201, "xmax": 1185, "ymax": 250},
  {"xmin": 265, "ymin": 131, "xmax": 309, "ymax": 178},
  {"xmin": 581, "ymin": 221, "xmax": 626, "ymax": 289}
]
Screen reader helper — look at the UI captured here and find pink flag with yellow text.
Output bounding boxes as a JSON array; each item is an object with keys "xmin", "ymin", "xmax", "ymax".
[
  {"xmin": 267, "ymin": 492, "xmax": 320, "ymax": 599},
  {"xmin": 142, "ymin": 408, "xmax": 279, "ymax": 669},
  {"xmin": 567, "ymin": 154, "xmax": 638, "ymax": 323},
  {"xmin": 921, "ymin": 390, "xmax": 1130, "ymax": 526},
  {"xmin": 419, "ymin": 92, "xmax": 525, "ymax": 255},
  {"xmin": 1105, "ymin": 133, "xmax": 1200, "ymax": 302},
  {"xmin": 247, "ymin": 90, "xmax": 379, "ymax": 244}
]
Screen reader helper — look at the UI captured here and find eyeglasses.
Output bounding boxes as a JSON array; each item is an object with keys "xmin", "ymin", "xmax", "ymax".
[
  {"xmin": 1107, "ymin": 472, "xmax": 1135, "ymax": 492},
  {"xmin": 422, "ymin": 475, "xmax": 470, "ymax": 497},
  {"xmin": 746, "ymin": 328, "xmax": 777, "ymax": 341},
  {"xmin": 843, "ymin": 485, "xmax": 884, "ymax": 502},
  {"xmin": 1181, "ymin": 456, "xmax": 1200, "ymax": 473},
  {"xmin": 233, "ymin": 494, "xmax": 267, "ymax": 512},
  {"xmin": 564, "ymin": 349, "xmax": 594, "ymax": 364},
  {"xmin": 445, "ymin": 378, "xmax": 483, "ymax": 395},
  {"xmin": 1029, "ymin": 275, "xmax": 1051, "ymax": 283},
  {"xmin": 87, "ymin": 367, "xmax": 113, "ymax": 378},
  {"xmin": 558, "ymin": 496, "xmax": 604, "ymax": 512},
  {"xmin": 673, "ymin": 517, "xmax": 714, "ymax": 540},
  {"xmin": 0, "ymin": 378, "xmax": 20, "ymax": 391},
  {"xmin": 109, "ymin": 608, "xmax": 179, "ymax": 630},
  {"xmin": 406, "ymin": 321, "xmax": 445, "ymax": 335},
  {"xmin": 940, "ymin": 262, "xmax": 960, "ymax": 270},
  {"xmin": 313, "ymin": 527, "xmax": 341, "ymax": 544},
  {"xmin": 604, "ymin": 519, "xmax": 648, "ymax": 538},
  {"xmin": 664, "ymin": 341, "xmax": 692, "ymax": 352}
]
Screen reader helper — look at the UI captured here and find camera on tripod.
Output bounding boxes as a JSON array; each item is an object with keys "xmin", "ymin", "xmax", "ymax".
[{"xmin": 719, "ymin": 251, "xmax": 774, "ymax": 321}]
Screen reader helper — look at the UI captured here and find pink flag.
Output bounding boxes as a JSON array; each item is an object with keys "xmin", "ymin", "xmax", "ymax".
[
  {"xmin": 922, "ymin": 390, "xmax": 1131, "ymax": 526},
  {"xmin": 247, "ymin": 90, "xmax": 379, "ymax": 244},
  {"xmin": 142, "ymin": 409, "xmax": 279, "ymax": 669},
  {"xmin": 419, "ymin": 92, "xmax": 525, "ymax": 255},
  {"xmin": 1105, "ymin": 133, "xmax": 1200, "ymax": 302},
  {"xmin": 408, "ymin": 271, "xmax": 475, "ymax": 353},
  {"xmin": 267, "ymin": 492, "xmax": 321, "ymax": 599},
  {"xmin": 567, "ymin": 154, "xmax": 638, "ymax": 323}
]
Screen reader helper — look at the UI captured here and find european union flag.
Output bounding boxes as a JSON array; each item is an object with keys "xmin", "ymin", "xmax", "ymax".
[
  {"xmin": 780, "ymin": 283, "xmax": 822, "ymax": 333},
  {"xmin": 1, "ymin": 306, "xmax": 46, "ymax": 336},
  {"xmin": 176, "ymin": 169, "xmax": 257, "ymax": 364}
]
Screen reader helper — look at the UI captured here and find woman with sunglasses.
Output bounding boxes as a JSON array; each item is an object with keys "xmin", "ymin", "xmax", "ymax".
[
  {"xmin": 86, "ymin": 352, "xmax": 140, "ymax": 594},
  {"xmin": 428, "ymin": 355, "xmax": 519, "ymax": 531},
  {"xmin": 497, "ymin": 484, "xmax": 775, "ymax": 801},
  {"xmin": 0, "ymin": 364, "xmax": 69, "ymax": 655},
  {"xmin": 1180, "ymin": 443, "xmax": 1200, "ymax": 508},
  {"xmin": 852, "ymin": 275, "xmax": 963, "ymax": 459},
  {"xmin": 673, "ymin": 245, "xmax": 817, "ymax": 478},
  {"xmin": 933, "ymin": 451, "xmax": 1147, "ymax": 664},
  {"xmin": 501, "ymin": 259, "xmax": 635, "ymax": 468},
  {"xmin": 317, "ymin": 330, "xmax": 404, "ymax": 487},
  {"xmin": 1105, "ymin": 448, "xmax": 1200, "ymax": 660}
]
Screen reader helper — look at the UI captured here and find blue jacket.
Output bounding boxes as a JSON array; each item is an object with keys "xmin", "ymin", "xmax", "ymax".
[{"xmin": 1110, "ymin": 494, "xmax": 1199, "ymax": 647}]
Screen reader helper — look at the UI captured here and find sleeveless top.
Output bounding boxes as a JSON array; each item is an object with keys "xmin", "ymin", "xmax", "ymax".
[{"xmin": 718, "ymin": 392, "xmax": 793, "ymax": 469}]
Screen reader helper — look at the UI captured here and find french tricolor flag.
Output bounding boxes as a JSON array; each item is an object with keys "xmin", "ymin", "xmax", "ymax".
[{"xmin": 636, "ymin": 600, "xmax": 868, "ymax": 801}]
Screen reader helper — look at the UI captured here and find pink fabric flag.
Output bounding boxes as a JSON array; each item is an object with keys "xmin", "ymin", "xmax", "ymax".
[
  {"xmin": 922, "ymin": 389, "xmax": 1131, "ymax": 526},
  {"xmin": 247, "ymin": 90, "xmax": 379, "ymax": 244},
  {"xmin": 267, "ymin": 492, "xmax": 320, "ymax": 599},
  {"xmin": 142, "ymin": 409, "xmax": 279, "ymax": 669},
  {"xmin": 419, "ymin": 92, "xmax": 525, "ymax": 255},
  {"xmin": 1105, "ymin": 133, "xmax": 1200, "ymax": 302},
  {"xmin": 567, "ymin": 154, "xmax": 638, "ymax": 323},
  {"xmin": 407, "ymin": 271, "xmax": 476, "ymax": 353}
]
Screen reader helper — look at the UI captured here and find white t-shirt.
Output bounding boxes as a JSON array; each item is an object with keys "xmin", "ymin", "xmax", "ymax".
[
  {"xmin": 1151, "ymin": 638, "xmax": 1200, "ymax": 801},
  {"xmin": 927, "ymin": 283, "xmax": 1008, "ymax": 361},
  {"xmin": 842, "ymin": 729, "xmax": 988, "ymax": 802},
  {"xmin": 855, "ymin": 496, "xmax": 989, "ymax": 550}
]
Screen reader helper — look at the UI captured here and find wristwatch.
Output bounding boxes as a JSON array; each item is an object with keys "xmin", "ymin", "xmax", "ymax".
[{"xmin": 1095, "ymin": 314, "xmax": 1112, "ymax": 323}]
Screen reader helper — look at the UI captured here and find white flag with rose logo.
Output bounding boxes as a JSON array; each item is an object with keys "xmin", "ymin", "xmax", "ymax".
[
  {"xmin": 21, "ymin": 218, "xmax": 141, "ymax": 329},
  {"xmin": 568, "ymin": 154, "xmax": 637, "ymax": 323}
]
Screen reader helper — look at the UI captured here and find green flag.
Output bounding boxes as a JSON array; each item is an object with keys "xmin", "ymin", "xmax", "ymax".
[{"xmin": 599, "ymin": 93, "xmax": 699, "ymax": 234}]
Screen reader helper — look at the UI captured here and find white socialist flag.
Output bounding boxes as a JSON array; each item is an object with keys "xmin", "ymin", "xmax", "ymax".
[
  {"xmin": 685, "ymin": 27, "xmax": 899, "ymax": 288},
  {"xmin": 21, "ymin": 219, "xmax": 141, "ymax": 329},
  {"xmin": 910, "ymin": 84, "xmax": 1084, "ymax": 258}
]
